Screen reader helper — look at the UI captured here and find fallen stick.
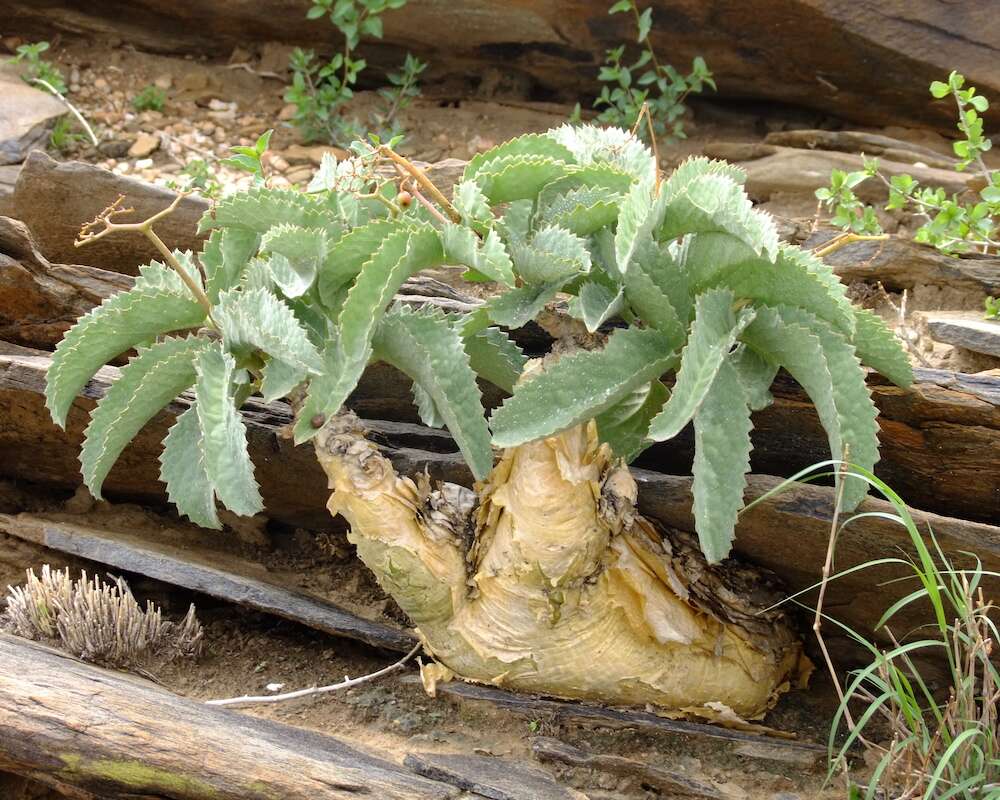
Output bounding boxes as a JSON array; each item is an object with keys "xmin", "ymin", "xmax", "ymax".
[{"xmin": 0, "ymin": 633, "xmax": 457, "ymax": 800}]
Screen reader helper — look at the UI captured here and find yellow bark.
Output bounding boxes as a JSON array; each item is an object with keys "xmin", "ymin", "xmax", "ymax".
[{"xmin": 315, "ymin": 413, "xmax": 809, "ymax": 720}]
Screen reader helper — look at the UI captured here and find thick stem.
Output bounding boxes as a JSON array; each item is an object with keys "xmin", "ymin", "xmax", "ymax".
[{"xmin": 315, "ymin": 413, "xmax": 809, "ymax": 719}]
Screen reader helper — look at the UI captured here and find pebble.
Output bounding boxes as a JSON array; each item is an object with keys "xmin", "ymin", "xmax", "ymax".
[
  {"xmin": 278, "ymin": 103, "xmax": 298, "ymax": 121},
  {"xmin": 94, "ymin": 77, "xmax": 109, "ymax": 90},
  {"xmin": 134, "ymin": 157, "xmax": 154, "ymax": 169},
  {"xmin": 128, "ymin": 132, "xmax": 160, "ymax": 158},
  {"xmin": 154, "ymin": 74, "xmax": 173, "ymax": 90}
]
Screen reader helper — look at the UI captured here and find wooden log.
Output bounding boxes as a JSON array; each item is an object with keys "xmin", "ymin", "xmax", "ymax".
[
  {"xmin": 0, "ymin": 634, "xmax": 458, "ymax": 799},
  {"xmin": 0, "ymin": 512, "xmax": 417, "ymax": 653},
  {"xmin": 2, "ymin": 348, "xmax": 999, "ymax": 644}
]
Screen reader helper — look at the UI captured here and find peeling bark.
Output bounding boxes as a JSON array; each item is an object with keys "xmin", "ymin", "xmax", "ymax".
[{"xmin": 315, "ymin": 414, "xmax": 808, "ymax": 719}]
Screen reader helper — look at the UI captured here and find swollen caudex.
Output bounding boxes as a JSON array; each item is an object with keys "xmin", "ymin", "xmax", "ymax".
[{"xmin": 316, "ymin": 412, "xmax": 809, "ymax": 720}]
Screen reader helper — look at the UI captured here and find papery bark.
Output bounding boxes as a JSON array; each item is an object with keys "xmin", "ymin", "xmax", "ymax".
[{"xmin": 315, "ymin": 413, "xmax": 809, "ymax": 720}]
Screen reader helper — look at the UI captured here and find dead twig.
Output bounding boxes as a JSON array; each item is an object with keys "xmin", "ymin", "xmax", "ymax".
[
  {"xmin": 206, "ymin": 642, "xmax": 422, "ymax": 707},
  {"xmin": 75, "ymin": 192, "xmax": 214, "ymax": 317}
]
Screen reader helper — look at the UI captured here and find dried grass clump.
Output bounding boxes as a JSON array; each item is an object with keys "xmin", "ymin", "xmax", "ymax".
[{"xmin": 2, "ymin": 565, "xmax": 203, "ymax": 667}]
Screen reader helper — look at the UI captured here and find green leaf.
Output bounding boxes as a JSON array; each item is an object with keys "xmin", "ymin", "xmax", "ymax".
[
  {"xmin": 411, "ymin": 382, "xmax": 446, "ymax": 428},
  {"xmin": 293, "ymin": 225, "xmax": 444, "ymax": 443},
  {"xmin": 214, "ymin": 288, "xmax": 324, "ymax": 373},
  {"xmin": 729, "ymin": 345, "xmax": 778, "ymax": 411},
  {"xmin": 463, "ymin": 133, "xmax": 575, "ymax": 183},
  {"xmin": 548, "ymin": 124, "xmax": 655, "ymax": 182},
  {"xmin": 200, "ymin": 228, "xmax": 260, "ymax": 303},
  {"xmin": 647, "ymin": 288, "xmax": 756, "ymax": 441},
  {"xmin": 537, "ymin": 164, "xmax": 634, "ymax": 210},
  {"xmin": 688, "ymin": 237, "xmax": 856, "ymax": 337},
  {"xmin": 452, "ymin": 180, "xmax": 493, "ymax": 225},
  {"xmin": 512, "ymin": 225, "xmax": 591, "ymax": 284},
  {"xmin": 929, "ymin": 80, "xmax": 950, "ymax": 99},
  {"xmin": 260, "ymin": 224, "xmax": 330, "ymax": 298},
  {"xmin": 486, "ymin": 282, "xmax": 562, "ymax": 328},
  {"xmin": 199, "ymin": 188, "xmax": 335, "ymax": 234},
  {"xmin": 852, "ymin": 308, "xmax": 913, "ymax": 387},
  {"xmin": 664, "ymin": 156, "xmax": 746, "ymax": 193},
  {"xmin": 160, "ymin": 404, "xmax": 220, "ymax": 529},
  {"xmin": 623, "ymin": 239, "xmax": 688, "ymax": 345},
  {"xmin": 659, "ymin": 172, "xmax": 779, "ymax": 260},
  {"xmin": 691, "ymin": 356, "xmax": 752, "ymax": 562},
  {"xmin": 440, "ymin": 223, "xmax": 515, "ymax": 286},
  {"xmin": 490, "ymin": 326, "xmax": 678, "ymax": 448},
  {"xmin": 374, "ymin": 306, "xmax": 494, "ymax": 480},
  {"xmin": 614, "ymin": 175, "xmax": 661, "ymax": 277},
  {"xmin": 463, "ymin": 327, "xmax": 526, "ymax": 394},
  {"xmin": 317, "ymin": 219, "xmax": 404, "ymax": 305},
  {"xmin": 260, "ymin": 357, "xmax": 306, "ymax": 403},
  {"xmin": 538, "ymin": 186, "xmax": 622, "ymax": 237},
  {"xmin": 45, "ymin": 268, "xmax": 208, "ymax": 428},
  {"xmin": 741, "ymin": 306, "xmax": 878, "ymax": 510},
  {"xmin": 473, "ymin": 155, "xmax": 571, "ymax": 204},
  {"xmin": 568, "ymin": 280, "xmax": 624, "ymax": 332},
  {"xmin": 194, "ymin": 344, "xmax": 263, "ymax": 517},
  {"xmin": 595, "ymin": 379, "xmax": 668, "ymax": 462},
  {"xmin": 80, "ymin": 336, "xmax": 209, "ymax": 499}
]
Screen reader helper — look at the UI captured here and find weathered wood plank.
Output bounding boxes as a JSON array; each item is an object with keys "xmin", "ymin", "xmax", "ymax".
[
  {"xmin": 529, "ymin": 736, "xmax": 730, "ymax": 798},
  {"xmin": 403, "ymin": 752, "xmax": 586, "ymax": 800},
  {"xmin": 0, "ymin": 513, "xmax": 417, "ymax": 653},
  {"xmin": 0, "ymin": 633, "xmax": 457, "ymax": 799},
  {"xmin": 400, "ymin": 676, "xmax": 825, "ymax": 753}
]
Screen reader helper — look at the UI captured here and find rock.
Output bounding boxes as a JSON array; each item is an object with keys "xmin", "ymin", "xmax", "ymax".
[
  {"xmin": 6, "ymin": 2, "xmax": 1000, "ymax": 129},
  {"xmin": 763, "ymin": 129, "xmax": 953, "ymax": 169},
  {"xmin": 920, "ymin": 312, "xmax": 1000, "ymax": 358},
  {"xmin": 257, "ymin": 42, "xmax": 296, "ymax": 76},
  {"xmin": 0, "ymin": 67, "xmax": 66, "ymax": 166},
  {"xmin": 278, "ymin": 104, "xmax": 297, "ymax": 122},
  {"xmin": 97, "ymin": 139, "xmax": 131, "ymax": 158},
  {"xmin": 0, "ymin": 165, "xmax": 19, "ymax": 217},
  {"xmin": 178, "ymin": 70, "xmax": 209, "ymax": 92},
  {"xmin": 12, "ymin": 150, "xmax": 209, "ymax": 272},
  {"xmin": 128, "ymin": 132, "xmax": 160, "ymax": 158},
  {"xmin": 703, "ymin": 142, "xmax": 972, "ymax": 204},
  {"xmin": 282, "ymin": 144, "xmax": 349, "ymax": 166},
  {"xmin": 0, "ymin": 216, "xmax": 132, "ymax": 348},
  {"xmin": 285, "ymin": 166, "xmax": 315, "ymax": 185},
  {"xmin": 153, "ymin": 74, "xmax": 173, "ymax": 90}
]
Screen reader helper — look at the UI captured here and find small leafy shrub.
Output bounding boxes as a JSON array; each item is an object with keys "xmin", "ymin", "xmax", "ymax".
[
  {"xmin": 815, "ymin": 71, "xmax": 1000, "ymax": 319},
  {"xmin": 582, "ymin": 1, "xmax": 714, "ymax": 144},
  {"xmin": 286, "ymin": 0, "xmax": 423, "ymax": 144},
  {"xmin": 3, "ymin": 565, "xmax": 203, "ymax": 666},
  {"xmin": 132, "ymin": 84, "xmax": 167, "ymax": 112},
  {"xmin": 49, "ymin": 116, "xmax": 84, "ymax": 154},
  {"xmin": 986, "ymin": 296, "xmax": 1000, "ymax": 320},
  {"xmin": 371, "ymin": 52, "xmax": 427, "ymax": 141},
  {"xmin": 168, "ymin": 158, "xmax": 223, "ymax": 200},
  {"xmin": 7, "ymin": 40, "xmax": 67, "ymax": 94},
  {"xmin": 44, "ymin": 123, "xmax": 910, "ymax": 563}
]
